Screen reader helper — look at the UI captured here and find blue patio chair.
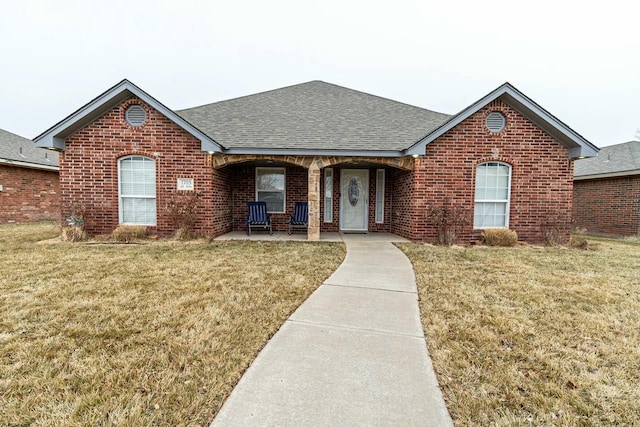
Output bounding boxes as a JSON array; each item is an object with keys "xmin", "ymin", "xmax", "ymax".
[
  {"xmin": 247, "ymin": 201, "xmax": 272, "ymax": 235},
  {"xmin": 288, "ymin": 201, "xmax": 308, "ymax": 234}
]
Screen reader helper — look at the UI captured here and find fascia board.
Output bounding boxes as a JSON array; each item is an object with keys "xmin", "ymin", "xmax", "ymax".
[
  {"xmin": 574, "ymin": 169, "xmax": 640, "ymax": 180},
  {"xmin": 34, "ymin": 80, "xmax": 224, "ymax": 153},
  {"xmin": 222, "ymin": 148, "xmax": 407, "ymax": 157},
  {"xmin": 405, "ymin": 83, "xmax": 599, "ymax": 160},
  {"xmin": 0, "ymin": 157, "xmax": 59, "ymax": 171}
]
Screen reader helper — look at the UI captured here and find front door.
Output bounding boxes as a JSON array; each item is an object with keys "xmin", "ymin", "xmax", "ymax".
[{"xmin": 340, "ymin": 169, "xmax": 369, "ymax": 231}]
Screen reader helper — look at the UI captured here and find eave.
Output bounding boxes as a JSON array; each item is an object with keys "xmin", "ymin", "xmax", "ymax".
[
  {"xmin": 574, "ymin": 169, "xmax": 640, "ymax": 181},
  {"xmin": 33, "ymin": 79, "xmax": 224, "ymax": 153},
  {"xmin": 405, "ymin": 82, "xmax": 599, "ymax": 160},
  {"xmin": 221, "ymin": 147, "xmax": 409, "ymax": 157},
  {"xmin": 0, "ymin": 157, "xmax": 59, "ymax": 172}
]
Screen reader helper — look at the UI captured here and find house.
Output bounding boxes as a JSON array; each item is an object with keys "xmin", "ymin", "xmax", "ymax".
[
  {"xmin": 0, "ymin": 128, "xmax": 60, "ymax": 223},
  {"xmin": 33, "ymin": 80, "xmax": 597, "ymax": 243},
  {"xmin": 573, "ymin": 141, "xmax": 640, "ymax": 237}
]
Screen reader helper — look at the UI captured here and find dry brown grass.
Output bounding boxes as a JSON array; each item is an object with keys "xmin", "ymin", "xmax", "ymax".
[
  {"xmin": 0, "ymin": 222, "xmax": 345, "ymax": 426},
  {"xmin": 399, "ymin": 237, "xmax": 640, "ymax": 426}
]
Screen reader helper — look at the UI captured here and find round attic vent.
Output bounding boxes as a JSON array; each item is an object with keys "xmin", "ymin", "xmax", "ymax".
[
  {"xmin": 125, "ymin": 105, "xmax": 147, "ymax": 127},
  {"xmin": 486, "ymin": 111, "xmax": 506, "ymax": 133}
]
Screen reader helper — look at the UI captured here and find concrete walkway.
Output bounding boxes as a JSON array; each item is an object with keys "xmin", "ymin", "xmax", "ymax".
[{"xmin": 211, "ymin": 239, "xmax": 453, "ymax": 426}]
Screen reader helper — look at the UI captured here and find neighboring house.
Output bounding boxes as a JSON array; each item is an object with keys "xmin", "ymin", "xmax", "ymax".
[
  {"xmin": 34, "ymin": 80, "xmax": 597, "ymax": 243},
  {"xmin": 573, "ymin": 141, "xmax": 640, "ymax": 237},
  {"xmin": 0, "ymin": 128, "xmax": 60, "ymax": 223}
]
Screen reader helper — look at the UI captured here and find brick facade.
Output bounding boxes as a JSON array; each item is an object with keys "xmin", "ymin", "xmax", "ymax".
[
  {"xmin": 0, "ymin": 165, "xmax": 60, "ymax": 223},
  {"xmin": 59, "ymin": 97, "xmax": 576, "ymax": 243},
  {"xmin": 390, "ymin": 100, "xmax": 574, "ymax": 244},
  {"xmin": 62, "ymin": 96, "xmax": 217, "ymax": 237},
  {"xmin": 573, "ymin": 176, "xmax": 640, "ymax": 237}
]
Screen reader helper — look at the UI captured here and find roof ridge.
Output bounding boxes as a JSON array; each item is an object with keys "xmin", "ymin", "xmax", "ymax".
[
  {"xmin": 311, "ymin": 81, "xmax": 451, "ymax": 117},
  {"xmin": 177, "ymin": 81, "xmax": 323, "ymax": 113},
  {"xmin": 0, "ymin": 127, "xmax": 31, "ymax": 140},
  {"xmin": 177, "ymin": 80, "xmax": 451, "ymax": 117}
]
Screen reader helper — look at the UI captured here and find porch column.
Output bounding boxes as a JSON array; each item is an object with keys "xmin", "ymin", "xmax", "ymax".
[{"xmin": 307, "ymin": 164, "xmax": 321, "ymax": 240}]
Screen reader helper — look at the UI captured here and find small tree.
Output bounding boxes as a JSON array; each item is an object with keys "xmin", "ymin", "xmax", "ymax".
[
  {"xmin": 165, "ymin": 191, "xmax": 202, "ymax": 239},
  {"xmin": 426, "ymin": 202, "xmax": 470, "ymax": 246}
]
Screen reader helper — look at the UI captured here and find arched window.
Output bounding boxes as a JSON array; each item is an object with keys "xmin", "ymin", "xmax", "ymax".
[
  {"xmin": 118, "ymin": 156, "xmax": 156, "ymax": 225},
  {"xmin": 474, "ymin": 162, "xmax": 511, "ymax": 228}
]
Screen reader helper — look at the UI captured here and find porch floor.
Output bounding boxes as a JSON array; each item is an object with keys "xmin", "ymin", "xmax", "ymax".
[{"xmin": 213, "ymin": 231, "xmax": 410, "ymax": 243}]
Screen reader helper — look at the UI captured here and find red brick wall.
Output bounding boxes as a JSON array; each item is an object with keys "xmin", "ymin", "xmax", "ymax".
[
  {"xmin": 0, "ymin": 165, "xmax": 60, "ymax": 223},
  {"xmin": 390, "ymin": 168, "xmax": 415, "ymax": 239},
  {"xmin": 61, "ymin": 96, "xmax": 220, "ymax": 237},
  {"xmin": 230, "ymin": 164, "xmax": 308, "ymax": 232},
  {"xmin": 212, "ymin": 167, "xmax": 233, "ymax": 236},
  {"xmin": 409, "ymin": 99, "xmax": 573, "ymax": 244},
  {"xmin": 573, "ymin": 176, "xmax": 640, "ymax": 236}
]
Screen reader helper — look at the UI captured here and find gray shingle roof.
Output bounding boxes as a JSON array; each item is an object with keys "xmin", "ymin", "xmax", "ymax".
[
  {"xmin": 177, "ymin": 81, "xmax": 451, "ymax": 151},
  {"xmin": 0, "ymin": 128, "xmax": 59, "ymax": 168},
  {"xmin": 574, "ymin": 141, "xmax": 640, "ymax": 178}
]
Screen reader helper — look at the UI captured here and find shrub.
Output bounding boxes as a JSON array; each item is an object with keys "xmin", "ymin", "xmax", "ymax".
[
  {"xmin": 426, "ymin": 202, "xmax": 470, "ymax": 246},
  {"xmin": 111, "ymin": 225, "xmax": 147, "ymax": 243},
  {"xmin": 541, "ymin": 214, "xmax": 571, "ymax": 246},
  {"xmin": 570, "ymin": 235, "xmax": 592, "ymax": 250},
  {"xmin": 166, "ymin": 191, "xmax": 202, "ymax": 240},
  {"xmin": 481, "ymin": 229, "xmax": 518, "ymax": 247},
  {"xmin": 61, "ymin": 204, "xmax": 87, "ymax": 242}
]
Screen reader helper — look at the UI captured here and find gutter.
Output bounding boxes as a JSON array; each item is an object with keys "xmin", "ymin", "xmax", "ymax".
[{"xmin": 0, "ymin": 158, "xmax": 60, "ymax": 172}]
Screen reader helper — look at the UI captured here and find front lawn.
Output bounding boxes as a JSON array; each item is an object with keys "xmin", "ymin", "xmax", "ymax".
[
  {"xmin": 0, "ymin": 222, "xmax": 345, "ymax": 426},
  {"xmin": 399, "ymin": 237, "xmax": 639, "ymax": 425}
]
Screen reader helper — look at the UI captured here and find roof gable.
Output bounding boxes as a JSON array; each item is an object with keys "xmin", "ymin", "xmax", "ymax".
[
  {"xmin": 405, "ymin": 83, "xmax": 599, "ymax": 160},
  {"xmin": 177, "ymin": 81, "xmax": 451, "ymax": 155},
  {"xmin": 0, "ymin": 128, "xmax": 58, "ymax": 171},
  {"xmin": 574, "ymin": 141, "xmax": 640, "ymax": 179},
  {"xmin": 33, "ymin": 79, "xmax": 223, "ymax": 153}
]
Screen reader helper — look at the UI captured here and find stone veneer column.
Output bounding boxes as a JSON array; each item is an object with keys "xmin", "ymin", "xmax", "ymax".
[{"xmin": 307, "ymin": 164, "xmax": 321, "ymax": 240}]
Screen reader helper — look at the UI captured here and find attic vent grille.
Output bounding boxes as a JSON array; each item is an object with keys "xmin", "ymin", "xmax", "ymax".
[
  {"xmin": 486, "ymin": 111, "xmax": 506, "ymax": 132},
  {"xmin": 125, "ymin": 105, "xmax": 147, "ymax": 127}
]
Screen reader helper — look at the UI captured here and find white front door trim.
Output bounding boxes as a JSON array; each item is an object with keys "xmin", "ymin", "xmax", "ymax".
[{"xmin": 340, "ymin": 169, "xmax": 369, "ymax": 232}]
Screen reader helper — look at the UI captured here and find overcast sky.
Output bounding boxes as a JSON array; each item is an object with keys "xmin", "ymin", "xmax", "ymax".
[{"xmin": 1, "ymin": 0, "xmax": 638, "ymax": 147}]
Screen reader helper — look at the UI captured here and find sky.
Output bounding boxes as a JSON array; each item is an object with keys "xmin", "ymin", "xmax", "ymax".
[{"xmin": 0, "ymin": 0, "xmax": 638, "ymax": 147}]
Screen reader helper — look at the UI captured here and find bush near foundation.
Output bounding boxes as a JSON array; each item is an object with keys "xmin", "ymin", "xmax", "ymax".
[
  {"xmin": 111, "ymin": 225, "xmax": 147, "ymax": 243},
  {"xmin": 426, "ymin": 202, "xmax": 470, "ymax": 246},
  {"xmin": 166, "ymin": 191, "xmax": 202, "ymax": 240},
  {"xmin": 481, "ymin": 228, "xmax": 518, "ymax": 247}
]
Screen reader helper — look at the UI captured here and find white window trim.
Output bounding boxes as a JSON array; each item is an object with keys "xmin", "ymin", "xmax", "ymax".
[
  {"xmin": 473, "ymin": 161, "xmax": 512, "ymax": 229},
  {"xmin": 255, "ymin": 167, "xmax": 286, "ymax": 214},
  {"xmin": 324, "ymin": 168, "xmax": 333, "ymax": 223},
  {"xmin": 118, "ymin": 155, "xmax": 157, "ymax": 226},
  {"xmin": 375, "ymin": 169, "xmax": 385, "ymax": 223}
]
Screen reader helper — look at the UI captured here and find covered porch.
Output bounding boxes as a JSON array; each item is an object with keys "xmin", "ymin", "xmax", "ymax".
[{"xmin": 212, "ymin": 154, "xmax": 416, "ymax": 240}]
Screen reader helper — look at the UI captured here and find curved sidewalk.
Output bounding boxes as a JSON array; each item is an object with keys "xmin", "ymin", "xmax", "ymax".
[{"xmin": 211, "ymin": 239, "xmax": 453, "ymax": 426}]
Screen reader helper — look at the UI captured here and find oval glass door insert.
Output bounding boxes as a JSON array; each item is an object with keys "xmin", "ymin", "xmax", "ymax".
[{"xmin": 348, "ymin": 177, "xmax": 359, "ymax": 206}]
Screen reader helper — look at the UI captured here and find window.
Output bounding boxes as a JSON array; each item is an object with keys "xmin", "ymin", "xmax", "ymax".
[
  {"xmin": 375, "ymin": 169, "xmax": 385, "ymax": 223},
  {"xmin": 324, "ymin": 169, "xmax": 333, "ymax": 223},
  {"xmin": 119, "ymin": 156, "xmax": 156, "ymax": 225},
  {"xmin": 474, "ymin": 162, "xmax": 511, "ymax": 228},
  {"xmin": 256, "ymin": 167, "xmax": 285, "ymax": 213}
]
